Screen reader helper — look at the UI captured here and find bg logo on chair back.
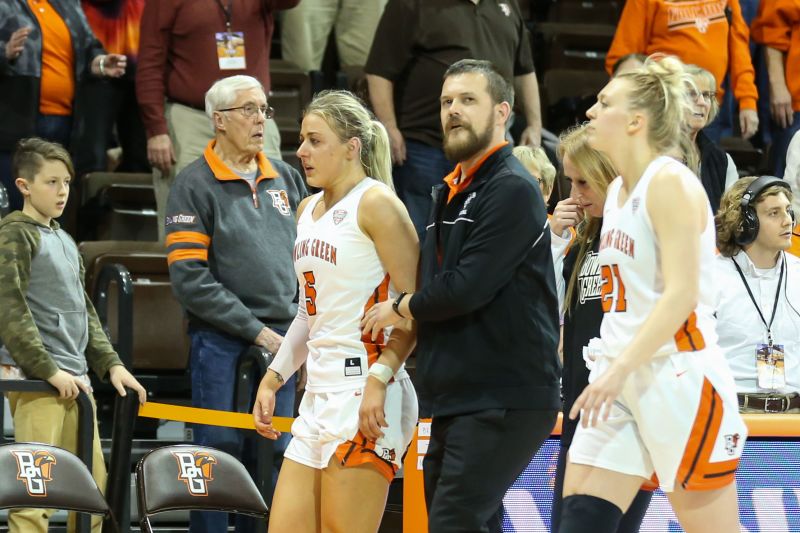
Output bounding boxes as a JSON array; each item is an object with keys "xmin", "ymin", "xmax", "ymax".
[
  {"xmin": 11, "ymin": 450, "xmax": 57, "ymax": 497},
  {"xmin": 171, "ymin": 450, "xmax": 217, "ymax": 496}
]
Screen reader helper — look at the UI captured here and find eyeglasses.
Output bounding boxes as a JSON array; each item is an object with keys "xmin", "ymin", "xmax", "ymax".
[
  {"xmin": 687, "ymin": 89, "xmax": 716, "ymax": 103},
  {"xmin": 218, "ymin": 103, "xmax": 275, "ymax": 119}
]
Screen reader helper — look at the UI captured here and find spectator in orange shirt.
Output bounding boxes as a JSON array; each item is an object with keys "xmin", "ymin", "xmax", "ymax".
[
  {"xmin": 751, "ymin": 0, "xmax": 800, "ymax": 178},
  {"xmin": 606, "ymin": 0, "xmax": 759, "ymax": 141},
  {"xmin": 78, "ymin": 0, "xmax": 149, "ymax": 174},
  {"xmin": 0, "ymin": 0, "xmax": 125, "ymax": 214}
]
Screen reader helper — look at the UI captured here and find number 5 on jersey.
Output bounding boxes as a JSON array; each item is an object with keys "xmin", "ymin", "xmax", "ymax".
[
  {"xmin": 303, "ymin": 271, "xmax": 317, "ymax": 315},
  {"xmin": 600, "ymin": 264, "xmax": 627, "ymax": 312}
]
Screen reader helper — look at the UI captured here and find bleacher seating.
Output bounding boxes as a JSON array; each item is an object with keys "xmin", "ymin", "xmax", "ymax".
[
  {"xmin": 546, "ymin": 0, "xmax": 622, "ymax": 25},
  {"xmin": 545, "ymin": 25, "xmax": 615, "ymax": 71},
  {"xmin": 269, "ymin": 59, "xmax": 312, "ymax": 173},
  {"xmin": 80, "ymin": 240, "xmax": 189, "ymax": 374},
  {"xmin": 80, "ymin": 172, "xmax": 158, "ymax": 241},
  {"xmin": 542, "ymin": 68, "xmax": 609, "ymax": 134}
]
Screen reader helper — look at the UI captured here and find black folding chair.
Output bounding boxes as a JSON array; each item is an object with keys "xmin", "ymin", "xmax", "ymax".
[
  {"xmin": 135, "ymin": 444, "xmax": 268, "ymax": 532},
  {"xmin": 0, "ymin": 442, "xmax": 110, "ymax": 531}
]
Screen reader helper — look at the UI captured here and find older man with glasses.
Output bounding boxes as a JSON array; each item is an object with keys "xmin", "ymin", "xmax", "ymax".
[
  {"xmin": 165, "ymin": 75, "xmax": 307, "ymax": 533},
  {"xmin": 136, "ymin": 0, "xmax": 298, "ymax": 242}
]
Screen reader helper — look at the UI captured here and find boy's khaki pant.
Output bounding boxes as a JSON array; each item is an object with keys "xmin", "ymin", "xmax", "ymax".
[{"xmin": 6, "ymin": 391, "xmax": 107, "ymax": 533}]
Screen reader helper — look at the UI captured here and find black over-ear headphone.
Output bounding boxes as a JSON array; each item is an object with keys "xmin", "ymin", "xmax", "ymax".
[{"xmin": 736, "ymin": 175, "xmax": 795, "ymax": 246}]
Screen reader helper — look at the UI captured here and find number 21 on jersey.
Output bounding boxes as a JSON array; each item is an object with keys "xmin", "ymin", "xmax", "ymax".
[{"xmin": 600, "ymin": 264, "xmax": 627, "ymax": 312}]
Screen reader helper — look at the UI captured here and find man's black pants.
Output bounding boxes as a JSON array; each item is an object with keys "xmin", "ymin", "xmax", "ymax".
[{"xmin": 423, "ymin": 408, "xmax": 558, "ymax": 533}]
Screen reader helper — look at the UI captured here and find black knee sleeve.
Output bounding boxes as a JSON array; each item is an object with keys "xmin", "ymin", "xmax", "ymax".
[{"xmin": 558, "ymin": 494, "xmax": 623, "ymax": 533}]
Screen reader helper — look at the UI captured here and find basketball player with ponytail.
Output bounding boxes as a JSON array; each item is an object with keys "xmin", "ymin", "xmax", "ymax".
[
  {"xmin": 559, "ymin": 55, "xmax": 747, "ymax": 532},
  {"xmin": 252, "ymin": 90, "xmax": 419, "ymax": 533}
]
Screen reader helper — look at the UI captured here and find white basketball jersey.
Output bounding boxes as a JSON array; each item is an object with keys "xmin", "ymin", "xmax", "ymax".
[
  {"xmin": 294, "ymin": 178, "xmax": 407, "ymax": 392},
  {"xmin": 598, "ymin": 156, "xmax": 718, "ymax": 357}
]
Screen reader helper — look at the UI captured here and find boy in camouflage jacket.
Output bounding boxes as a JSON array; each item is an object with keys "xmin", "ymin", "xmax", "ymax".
[{"xmin": 0, "ymin": 138, "xmax": 145, "ymax": 533}]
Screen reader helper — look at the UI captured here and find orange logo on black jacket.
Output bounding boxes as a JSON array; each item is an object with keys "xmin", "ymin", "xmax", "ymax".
[
  {"xmin": 12, "ymin": 450, "xmax": 57, "ymax": 497},
  {"xmin": 172, "ymin": 450, "xmax": 217, "ymax": 496}
]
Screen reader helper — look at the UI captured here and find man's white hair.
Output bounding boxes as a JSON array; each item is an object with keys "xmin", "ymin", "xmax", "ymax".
[{"xmin": 205, "ymin": 75, "xmax": 265, "ymax": 126}]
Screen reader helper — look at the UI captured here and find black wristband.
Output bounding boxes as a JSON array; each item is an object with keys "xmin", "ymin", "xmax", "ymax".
[{"xmin": 392, "ymin": 291, "xmax": 408, "ymax": 318}]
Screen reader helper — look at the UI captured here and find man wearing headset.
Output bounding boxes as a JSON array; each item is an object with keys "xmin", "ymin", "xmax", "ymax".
[{"xmin": 715, "ymin": 176, "xmax": 800, "ymax": 413}]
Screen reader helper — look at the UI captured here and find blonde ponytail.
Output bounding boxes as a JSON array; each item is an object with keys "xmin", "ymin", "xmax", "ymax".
[
  {"xmin": 364, "ymin": 120, "xmax": 394, "ymax": 190},
  {"xmin": 304, "ymin": 90, "xmax": 396, "ymax": 192}
]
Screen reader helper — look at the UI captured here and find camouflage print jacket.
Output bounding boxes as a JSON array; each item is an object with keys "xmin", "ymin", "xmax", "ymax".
[{"xmin": 0, "ymin": 211, "xmax": 120, "ymax": 380}]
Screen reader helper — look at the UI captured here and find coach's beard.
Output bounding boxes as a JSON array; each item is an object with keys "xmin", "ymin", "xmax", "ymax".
[{"xmin": 443, "ymin": 120, "xmax": 494, "ymax": 163}]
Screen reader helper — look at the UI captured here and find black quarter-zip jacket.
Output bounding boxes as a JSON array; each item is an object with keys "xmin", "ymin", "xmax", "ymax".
[{"xmin": 409, "ymin": 145, "xmax": 562, "ymax": 417}]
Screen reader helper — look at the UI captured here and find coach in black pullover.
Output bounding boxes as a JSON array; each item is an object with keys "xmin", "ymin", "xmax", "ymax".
[{"xmin": 362, "ymin": 59, "xmax": 560, "ymax": 533}]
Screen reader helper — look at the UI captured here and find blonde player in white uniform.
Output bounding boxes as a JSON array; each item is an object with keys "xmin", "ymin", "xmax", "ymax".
[
  {"xmin": 252, "ymin": 90, "xmax": 419, "ymax": 533},
  {"xmin": 558, "ymin": 55, "xmax": 748, "ymax": 533}
]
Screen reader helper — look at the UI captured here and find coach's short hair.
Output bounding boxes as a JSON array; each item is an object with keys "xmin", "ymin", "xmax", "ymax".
[{"xmin": 444, "ymin": 59, "xmax": 514, "ymax": 108}]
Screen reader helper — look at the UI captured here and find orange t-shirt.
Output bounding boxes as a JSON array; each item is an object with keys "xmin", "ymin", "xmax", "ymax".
[
  {"xmin": 28, "ymin": 0, "xmax": 75, "ymax": 116},
  {"xmin": 443, "ymin": 142, "xmax": 509, "ymax": 203},
  {"xmin": 605, "ymin": 0, "xmax": 758, "ymax": 110},
  {"xmin": 751, "ymin": 0, "xmax": 800, "ymax": 113}
]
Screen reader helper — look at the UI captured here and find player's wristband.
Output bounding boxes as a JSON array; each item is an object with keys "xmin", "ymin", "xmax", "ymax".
[{"xmin": 368, "ymin": 363, "xmax": 394, "ymax": 385}]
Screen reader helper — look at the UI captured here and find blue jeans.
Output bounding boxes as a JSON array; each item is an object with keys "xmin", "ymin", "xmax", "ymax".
[
  {"xmin": 189, "ymin": 327, "xmax": 296, "ymax": 533},
  {"xmin": 0, "ymin": 113, "xmax": 72, "ymax": 212},
  {"xmin": 393, "ymin": 139, "xmax": 453, "ymax": 240},
  {"xmin": 770, "ymin": 112, "xmax": 800, "ymax": 178}
]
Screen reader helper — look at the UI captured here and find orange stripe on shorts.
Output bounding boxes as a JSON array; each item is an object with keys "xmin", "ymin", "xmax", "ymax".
[
  {"xmin": 334, "ymin": 430, "xmax": 397, "ymax": 482},
  {"xmin": 674, "ymin": 311, "xmax": 706, "ymax": 352},
  {"xmin": 677, "ymin": 378, "xmax": 739, "ymax": 490}
]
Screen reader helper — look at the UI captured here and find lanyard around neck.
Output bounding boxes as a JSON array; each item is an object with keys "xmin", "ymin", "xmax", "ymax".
[
  {"xmin": 731, "ymin": 254, "xmax": 784, "ymax": 346},
  {"xmin": 215, "ymin": 0, "xmax": 233, "ymax": 32}
]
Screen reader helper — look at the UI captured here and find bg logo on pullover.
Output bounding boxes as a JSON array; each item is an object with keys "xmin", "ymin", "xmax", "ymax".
[
  {"xmin": 267, "ymin": 189, "xmax": 292, "ymax": 216},
  {"xmin": 12, "ymin": 450, "xmax": 56, "ymax": 496}
]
